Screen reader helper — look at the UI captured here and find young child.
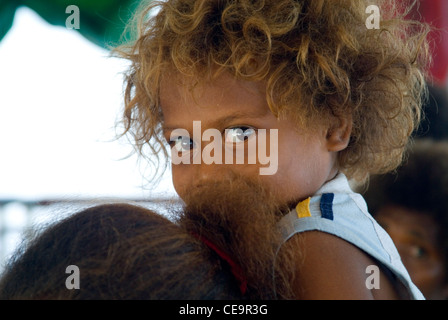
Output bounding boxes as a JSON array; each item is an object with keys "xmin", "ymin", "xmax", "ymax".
[
  {"xmin": 363, "ymin": 139, "xmax": 448, "ymax": 300},
  {"xmin": 116, "ymin": 0, "xmax": 430, "ymax": 299}
]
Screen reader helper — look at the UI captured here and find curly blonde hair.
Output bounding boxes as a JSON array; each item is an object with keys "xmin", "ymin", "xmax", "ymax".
[{"xmin": 115, "ymin": 0, "xmax": 430, "ymax": 182}]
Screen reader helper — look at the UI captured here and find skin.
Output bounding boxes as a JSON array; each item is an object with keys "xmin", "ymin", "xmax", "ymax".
[
  {"xmin": 160, "ymin": 71, "xmax": 399, "ymax": 299},
  {"xmin": 375, "ymin": 205, "xmax": 448, "ymax": 300}
]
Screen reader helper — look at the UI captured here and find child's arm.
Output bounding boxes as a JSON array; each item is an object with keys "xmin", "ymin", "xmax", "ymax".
[{"xmin": 288, "ymin": 231, "xmax": 399, "ymax": 300}]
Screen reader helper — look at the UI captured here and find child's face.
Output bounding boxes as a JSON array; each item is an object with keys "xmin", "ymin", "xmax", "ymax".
[
  {"xmin": 160, "ymin": 72, "xmax": 339, "ymax": 207},
  {"xmin": 375, "ymin": 205, "xmax": 448, "ymax": 300}
]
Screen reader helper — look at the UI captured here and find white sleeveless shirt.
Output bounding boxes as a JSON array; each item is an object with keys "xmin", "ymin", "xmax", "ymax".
[{"xmin": 277, "ymin": 173, "xmax": 425, "ymax": 299}]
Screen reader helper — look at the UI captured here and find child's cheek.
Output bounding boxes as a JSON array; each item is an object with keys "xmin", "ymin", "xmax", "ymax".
[{"xmin": 170, "ymin": 164, "xmax": 191, "ymax": 200}]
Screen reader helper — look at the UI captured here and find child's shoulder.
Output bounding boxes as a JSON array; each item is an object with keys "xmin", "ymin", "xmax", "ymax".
[
  {"xmin": 286, "ymin": 230, "xmax": 399, "ymax": 299},
  {"xmin": 277, "ymin": 174, "xmax": 424, "ymax": 299}
]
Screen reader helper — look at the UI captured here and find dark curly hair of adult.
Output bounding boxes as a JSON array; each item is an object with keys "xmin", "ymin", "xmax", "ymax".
[
  {"xmin": 0, "ymin": 203, "xmax": 243, "ymax": 300},
  {"xmin": 0, "ymin": 177, "xmax": 300, "ymax": 300}
]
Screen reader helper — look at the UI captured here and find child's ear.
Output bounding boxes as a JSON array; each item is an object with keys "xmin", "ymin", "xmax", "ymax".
[{"xmin": 325, "ymin": 116, "xmax": 352, "ymax": 152}]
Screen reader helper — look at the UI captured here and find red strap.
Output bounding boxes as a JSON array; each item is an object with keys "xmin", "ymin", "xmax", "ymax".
[{"xmin": 192, "ymin": 233, "xmax": 247, "ymax": 295}]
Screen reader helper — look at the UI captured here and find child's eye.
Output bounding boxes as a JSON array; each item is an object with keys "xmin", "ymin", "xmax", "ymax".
[
  {"xmin": 224, "ymin": 126, "xmax": 256, "ymax": 144},
  {"xmin": 171, "ymin": 136, "xmax": 195, "ymax": 152}
]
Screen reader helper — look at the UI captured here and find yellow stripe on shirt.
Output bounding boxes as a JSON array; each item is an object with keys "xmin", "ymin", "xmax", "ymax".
[{"xmin": 295, "ymin": 197, "xmax": 311, "ymax": 218}]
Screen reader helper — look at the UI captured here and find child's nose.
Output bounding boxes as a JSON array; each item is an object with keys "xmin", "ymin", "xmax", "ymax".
[{"xmin": 193, "ymin": 162, "xmax": 231, "ymax": 185}]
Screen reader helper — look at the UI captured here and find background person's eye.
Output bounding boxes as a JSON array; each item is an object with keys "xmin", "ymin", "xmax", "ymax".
[
  {"xmin": 224, "ymin": 126, "xmax": 256, "ymax": 144},
  {"xmin": 171, "ymin": 136, "xmax": 195, "ymax": 152},
  {"xmin": 410, "ymin": 245, "xmax": 428, "ymax": 259}
]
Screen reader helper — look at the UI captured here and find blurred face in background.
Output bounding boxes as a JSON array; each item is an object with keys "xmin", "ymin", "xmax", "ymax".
[{"xmin": 375, "ymin": 205, "xmax": 448, "ymax": 300}]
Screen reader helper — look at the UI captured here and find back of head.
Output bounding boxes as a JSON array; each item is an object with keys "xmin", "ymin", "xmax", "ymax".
[
  {"xmin": 0, "ymin": 203, "xmax": 242, "ymax": 299},
  {"xmin": 414, "ymin": 85, "xmax": 448, "ymax": 141},
  {"xmin": 363, "ymin": 139, "xmax": 448, "ymax": 288},
  {"xmin": 365, "ymin": 139, "xmax": 448, "ymax": 216}
]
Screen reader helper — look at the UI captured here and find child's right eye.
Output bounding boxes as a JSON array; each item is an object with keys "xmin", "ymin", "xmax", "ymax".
[
  {"xmin": 170, "ymin": 136, "xmax": 195, "ymax": 152},
  {"xmin": 224, "ymin": 126, "xmax": 256, "ymax": 144}
]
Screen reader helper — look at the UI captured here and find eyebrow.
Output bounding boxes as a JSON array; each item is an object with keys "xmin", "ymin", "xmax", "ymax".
[
  {"xmin": 162, "ymin": 109, "xmax": 269, "ymax": 133},
  {"xmin": 408, "ymin": 230, "xmax": 427, "ymax": 242},
  {"xmin": 210, "ymin": 110, "xmax": 268, "ymax": 129}
]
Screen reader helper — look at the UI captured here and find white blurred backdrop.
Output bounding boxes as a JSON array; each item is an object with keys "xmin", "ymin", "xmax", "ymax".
[{"xmin": 0, "ymin": 7, "xmax": 176, "ymax": 271}]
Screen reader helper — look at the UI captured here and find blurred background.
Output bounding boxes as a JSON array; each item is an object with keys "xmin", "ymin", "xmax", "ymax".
[
  {"xmin": 0, "ymin": 0, "xmax": 447, "ymax": 277},
  {"xmin": 0, "ymin": 1, "xmax": 176, "ymax": 273}
]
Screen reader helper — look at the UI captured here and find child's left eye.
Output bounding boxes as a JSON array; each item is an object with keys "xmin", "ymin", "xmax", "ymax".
[{"xmin": 224, "ymin": 126, "xmax": 256, "ymax": 144}]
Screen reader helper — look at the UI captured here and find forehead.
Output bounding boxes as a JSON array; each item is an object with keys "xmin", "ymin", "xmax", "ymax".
[
  {"xmin": 376, "ymin": 205, "xmax": 440, "ymax": 244},
  {"xmin": 159, "ymin": 71, "xmax": 271, "ymax": 123}
]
